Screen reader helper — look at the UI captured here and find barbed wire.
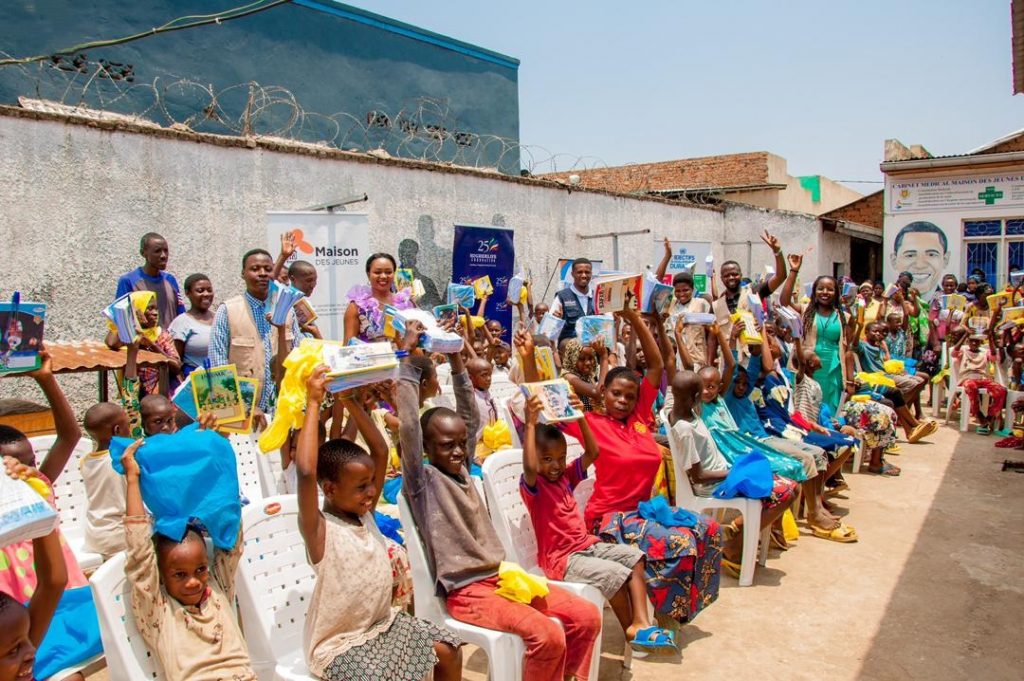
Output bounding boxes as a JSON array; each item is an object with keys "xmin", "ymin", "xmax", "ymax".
[{"xmin": 0, "ymin": 52, "xmax": 617, "ymax": 177}]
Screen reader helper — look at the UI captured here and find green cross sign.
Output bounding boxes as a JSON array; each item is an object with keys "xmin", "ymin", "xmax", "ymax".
[{"xmin": 978, "ymin": 186, "xmax": 1004, "ymax": 205}]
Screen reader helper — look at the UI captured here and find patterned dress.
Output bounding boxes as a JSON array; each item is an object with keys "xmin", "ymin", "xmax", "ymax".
[{"xmin": 346, "ymin": 286, "xmax": 415, "ymax": 343}]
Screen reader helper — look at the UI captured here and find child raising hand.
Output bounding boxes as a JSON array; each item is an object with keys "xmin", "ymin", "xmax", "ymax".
[
  {"xmin": 296, "ymin": 366, "xmax": 462, "ymax": 681},
  {"xmin": 121, "ymin": 440, "xmax": 255, "ymax": 681}
]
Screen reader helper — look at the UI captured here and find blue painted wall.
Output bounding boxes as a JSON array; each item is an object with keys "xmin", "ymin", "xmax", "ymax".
[{"xmin": 0, "ymin": 0, "xmax": 521, "ymax": 173}]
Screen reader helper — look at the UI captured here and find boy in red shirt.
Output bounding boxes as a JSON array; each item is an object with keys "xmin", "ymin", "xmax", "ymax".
[{"xmin": 520, "ymin": 393, "xmax": 676, "ymax": 653}]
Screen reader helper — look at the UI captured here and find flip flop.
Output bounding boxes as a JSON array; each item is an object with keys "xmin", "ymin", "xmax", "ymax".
[
  {"xmin": 922, "ymin": 421, "xmax": 939, "ymax": 437},
  {"xmin": 720, "ymin": 558, "xmax": 742, "ymax": 578},
  {"xmin": 809, "ymin": 524, "xmax": 859, "ymax": 543},
  {"xmin": 907, "ymin": 422, "xmax": 929, "ymax": 443},
  {"xmin": 629, "ymin": 626, "xmax": 677, "ymax": 653},
  {"xmin": 825, "ymin": 481, "xmax": 850, "ymax": 497},
  {"xmin": 976, "ymin": 425, "xmax": 991, "ymax": 436},
  {"xmin": 868, "ymin": 462, "xmax": 901, "ymax": 476},
  {"xmin": 770, "ymin": 528, "xmax": 789, "ymax": 551},
  {"xmin": 885, "ymin": 443, "xmax": 901, "ymax": 454}
]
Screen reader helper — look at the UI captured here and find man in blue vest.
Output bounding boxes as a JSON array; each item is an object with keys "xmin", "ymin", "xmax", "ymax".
[{"xmin": 549, "ymin": 258, "xmax": 595, "ymax": 341}]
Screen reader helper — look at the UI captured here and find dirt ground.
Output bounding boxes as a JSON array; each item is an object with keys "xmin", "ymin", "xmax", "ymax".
[{"xmin": 88, "ymin": 423, "xmax": 1024, "ymax": 681}]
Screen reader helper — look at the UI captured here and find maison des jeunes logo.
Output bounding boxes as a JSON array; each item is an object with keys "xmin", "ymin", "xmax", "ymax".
[{"xmin": 286, "ymin": 228, "xmax": 360, "ymax": 264}]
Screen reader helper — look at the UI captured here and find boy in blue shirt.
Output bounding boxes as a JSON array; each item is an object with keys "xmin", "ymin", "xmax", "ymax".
[{"xmin": 116, "ymin": 232, "xmax": 185, "ymax": 329}]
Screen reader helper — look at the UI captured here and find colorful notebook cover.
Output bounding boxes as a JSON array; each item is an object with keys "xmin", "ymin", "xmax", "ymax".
[
  {"xmin": 519, "ymin": 379, "xmax": 583, "ymax": 423},
  {"xmin": 447, "ymin": 283, "xmax": 476, "ymax": 308},
  {"xmin": 642, "ymin": 272, "xmax": 674, "ymax": 316},
  {"xmin": 536, "ymin": 313, "xmax": 566, "ymax": 341},
  {"xmin": 473, "ymin": 275, "xmax": 494, "ymax": 298},
  {"xmin": 218, "ymin": 377, "xmax": 260, "ymax": 434},
  {"xmin": 0, "ymin": 297, "xmax": 46, "ymax": 374},
  {"xmin": 189, "ymin": 364, "xmax": 245, "ymax": 426},
  {"xmin": 266, "ymin": 281, "xmax": 304, "ymax": 326},
  {"xmin": 102, "ymin": 294, "xmax": 140, "ymax": 345},
  {"xmin": 579, "ymin": 315, "xmax": 615, "ymax": 349},
  {"xmin": 534, "ymin": 346, "xmax": 557, "ymax": 381},
  {"xmin": 293, "ymin": 298, "xmax": 318, "ymax": 327},
  {"xmin": 593, "ymin": 274, "xmax": 641, "ymax": 313},
  {"xmin": 395, "ymin": 268, "xmax": 415, "ymax": 292},
  {"xmin": 432, "ymin": 303, "xmax": 459, "ymax": 328},
  {"xmin": 507, "ymin": 273, "xmax": 526, "ymax": 304}
]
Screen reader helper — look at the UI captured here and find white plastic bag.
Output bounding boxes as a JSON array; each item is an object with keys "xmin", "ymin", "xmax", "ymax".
[{"xmin": 0, "ymin": 475, "xmax": 58, "ymax": 548}]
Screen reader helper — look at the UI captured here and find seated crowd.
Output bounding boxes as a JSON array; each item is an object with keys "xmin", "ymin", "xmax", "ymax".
[{"xmin": 2, "ymin": 228, "xmax": 1017, "ymax": 681}]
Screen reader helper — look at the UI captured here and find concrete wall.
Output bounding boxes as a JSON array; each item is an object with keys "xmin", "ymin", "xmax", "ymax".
[
  {"xmin": 0, "ymin": 0, "xmax": 520, "ymax": 172},
  {"xmin": 0, "ymin": 110, "xmax": 844, "ymax": 408}
]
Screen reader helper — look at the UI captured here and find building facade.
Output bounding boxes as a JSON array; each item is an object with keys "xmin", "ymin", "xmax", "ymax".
[{"xmin": 882, "ymin": 132, "xmax": 1024, "ymax": 299}]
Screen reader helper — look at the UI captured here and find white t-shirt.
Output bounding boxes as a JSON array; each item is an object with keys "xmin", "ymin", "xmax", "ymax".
[
  {"xmin": 81, "ymin": 450, "xmax": 127, "ymax": 557},
  {"xmin": 668, "ymin": 416, "xmax": 731, "ymax": 497}
]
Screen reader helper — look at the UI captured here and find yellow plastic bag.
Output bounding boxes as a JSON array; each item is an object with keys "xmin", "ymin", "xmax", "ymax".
[
  {"xmin": 882, "ymin": 359, "xmax": 905, "ymax": 375},
  {"xmin": 782, "ymin": 509, "xmax": 799, "ymax": 542},
  {"xmin": 856, "ymin": 371, "xmax": 896, "ymax": 389},
  {"xmin": 258, "ymin": 340, "xmax": 326, "ymax": 453},
  {"xmin": 495, "ymin": 561, "xmax": 549, "ymax": 603}
]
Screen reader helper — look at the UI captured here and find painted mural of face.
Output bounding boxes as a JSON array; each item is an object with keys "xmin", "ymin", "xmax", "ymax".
[{"xmin": 891, "ymin": 223, "xmax": 950, "ymax": 299}]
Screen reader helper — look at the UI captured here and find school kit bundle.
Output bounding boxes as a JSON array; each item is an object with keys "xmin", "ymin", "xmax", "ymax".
[
  {"xmin": 579, "ymin": 315, "xmax": 615, "ymax": 349},
  {"xmin": 0, "ymin": 475, "xmax": 58, "ymax": 548},
  {"xmin": 321, "ymin": 341, "xmax": 399, "ymax": 392},
  {"xmin": 391, "ymin": 308, "xmax": 464, "ymax": 353},
  {"xmin": 172, "ymin": 363, "xmax": 247, "ymax": 427},
  {"xmin": 103, "ymin": 294, "xmax": 142, "ymax": 345},
  {"xmin": 266, "ymin": 281, "xmax": 306, "ymax": 326}
]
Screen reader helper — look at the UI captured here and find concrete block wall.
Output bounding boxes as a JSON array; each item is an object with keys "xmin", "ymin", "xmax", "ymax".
[{"xmin": 0, "ymin": 109, "xmax": 843, "ymax": 409}]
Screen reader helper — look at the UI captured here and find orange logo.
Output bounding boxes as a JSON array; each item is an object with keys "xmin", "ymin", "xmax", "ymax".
[
  {"xmin": 633, "ymin": 422, "xmax": 648, "ymax": 434},
  {"xmin": 291, "ymin": 229, "xmax": 314, "ymax": 255},
  {"xmin": 264, "ymin": 502, "xmax": 281, "ymax": 515}
]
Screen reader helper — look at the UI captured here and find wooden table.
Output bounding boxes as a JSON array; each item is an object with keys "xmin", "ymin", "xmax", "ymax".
[{"xmin": 25, "ymin": 340, "xmax": 176, "ymax": 401}]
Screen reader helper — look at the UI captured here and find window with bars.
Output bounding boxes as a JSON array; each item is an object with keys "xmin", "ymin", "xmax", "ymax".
[{"xmin": 962, "ymin": 218, "xmax": 1024, "ymax": 287}]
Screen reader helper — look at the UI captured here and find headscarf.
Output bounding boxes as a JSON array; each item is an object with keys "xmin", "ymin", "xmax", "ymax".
[
  {"xmin": 559, "ymin": 338, "xmax": 596, "ymax": 411},
  {"xmin": 131, "ymin": 291, "xmax": 161, "ymax": 342},
  {"xmin": 107, "ymin": 290, "xmax": 160, "ymax": 342}
]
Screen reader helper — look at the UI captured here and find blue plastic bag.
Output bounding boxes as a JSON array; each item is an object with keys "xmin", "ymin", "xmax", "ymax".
[
  {"xmin": 32, "ymin": 586, "xmax": 102, "ymax": 680},
  {"xmin": 713, "ymin": 452, "xmax": 773, "ymax": 499},
  {"xmin": 373, "ymin": 511, "xmax": 404, "ymax": 546},
  {"xmin": 110, "ymin": 425, "xmax": 241, "ymax": 550},
  {"xmin": 637, "ymin": 495, "xmax": 699, "ymax": 528}
]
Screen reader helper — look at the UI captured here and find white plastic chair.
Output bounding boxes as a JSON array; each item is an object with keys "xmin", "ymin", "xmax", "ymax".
[
  {"xmin": 30, "ymin": 435, "xmax": 103, "ymax": 572},
  {"xmin": 479, "ymin": 449, "xmax": 616, "ymax": 673},
  {"xmin": 661, "ymin": 419, "xmax": 769, "ymax": 587},
  {"xmin": 228, "ymin": 434, "xmax": 267, "ymax": 504},
  {"xmin": 88, "ymin": 551, "xmax": 165, "ymax": 680},
  {"xmin": 943, "ymin": 349, "xmax": 987, "ymax": 432},
  {"xmin": 488, "ymin": 377, "xmax": 521, "ymax": 407},
  {"xmin": 397, "ymin": 493, "xmax": 526, "ymax": 681},
  {"xmin": 234, "ymin": 495, "xmax": 317, "ymax": 681}
]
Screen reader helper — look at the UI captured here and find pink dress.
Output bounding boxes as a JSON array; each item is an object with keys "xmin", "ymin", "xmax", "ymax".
[
  {"xmin": 0, "ymin": 473, "xmax": 88, "ymax": 601},
  {"xmin": 346, "ymin": 286, "xmax": 415, "ymax": 342}
]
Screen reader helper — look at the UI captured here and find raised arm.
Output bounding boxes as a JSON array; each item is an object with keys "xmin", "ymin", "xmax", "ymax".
[
  {"xmin": 521, "ymin": 395, "xmax": 543, "ymax": 488},
  {"xmin": 31, "ymin": 350, "xmax": 83, "ymax": 483},
  {"xmin": 673, "ymin": 317, "xmax": 696, "ymax": 371},
  {"xmin": 272, "ymin": 231, "xmax": 296, "ymax": 283},
  {"xmin": 3, "ymin": 458, "xmax": 68, "ymax": 647},
  {"xmin": 339, "ymin": 391, "xmax": 388, "ymax": 509},
  {"xmin": 760, "ymin": 231, "xmax": 788, "ymax": 294},
  {"xmin": 655, "ymin": 237, "xmax": 672, "ymax": 281},
  {"xmin": 623, "ymin": 308, "xmax": 663, "ymax": 386},
  {"xmin": 718, "ymin": 323, "xmax": 736, "ymax": 386},
  {"xmin": 512, "ymin": 328, "xmax": 539, "ymax": 383},
  {"xmin": 759, "ymin": 321, "xmax": 774, "ymax": 374},
  {"xmin": 296, "ymin": 366, "xmax": 328, "ymax": 564},
  {"xmin": 779, "ymin": 252, "xmax": 802, "ymax": 311},
  {"xmin": 398, "ymin": 323, "xmax": 429, "ymax": 497}
]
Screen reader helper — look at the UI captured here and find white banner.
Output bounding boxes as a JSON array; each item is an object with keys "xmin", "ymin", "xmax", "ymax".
[
  {"xmin": 266, "ymin": 212, "xmax": 370, "ymax": 340},
  {"xmin": 887, "ymin": 172, "xmax": 1024, "ymax": 214},
  {"xmin": 655, "ymin": 240, "xmax": 712, "ymax": 292}
]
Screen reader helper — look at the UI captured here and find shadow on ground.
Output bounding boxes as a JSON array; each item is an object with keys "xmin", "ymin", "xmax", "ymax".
[{"xmin": 856, "ymin": 431, "xmax": 1024, "ymax": 680}]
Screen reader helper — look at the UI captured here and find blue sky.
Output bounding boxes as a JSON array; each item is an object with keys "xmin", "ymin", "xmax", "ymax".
[{"xmin": 358, "ymin": 0, "xmax": 1022, "ymax": 190}]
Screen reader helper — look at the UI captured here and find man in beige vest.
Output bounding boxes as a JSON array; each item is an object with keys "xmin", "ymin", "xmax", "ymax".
[{"xmin": 208, "ymin": 249, "xmax": 299, "ymax": 412}]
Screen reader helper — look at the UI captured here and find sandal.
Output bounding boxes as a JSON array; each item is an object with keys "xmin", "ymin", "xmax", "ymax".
[
  {"xmin": 809, "ymin": 523, "xmax": 859, "ymax": 543},
  {"xmin": 976, "ymin": 425, "xmax": 991, "ymax": 435},
  {"xmin": 720, "ymin": 558, "xmax": 742, "ymax": 578},
  {"xmin": 922, "ymin": 420, "xmax": 939, "ymax": 437},
  {"xmin": 770, "ymin": 527, "xmax": 789, "ymax": 551},
  {"xmin": 907, "ymin": 422, "xmax": 929, "ymax": 443},
  {"xmin": 885, "ymin": 443, "xmax": 901, "ymax": 454},
  {"xmin": 824, "ymin": 481, "xmax": 850, "ymax": 497},
  {"xmin": 868, "ymin": 462, "xmax": 901, "ymax": 476},
  {"xmin": 629, "ymin": 626, "xmax": 677, "ymax": 653}
]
